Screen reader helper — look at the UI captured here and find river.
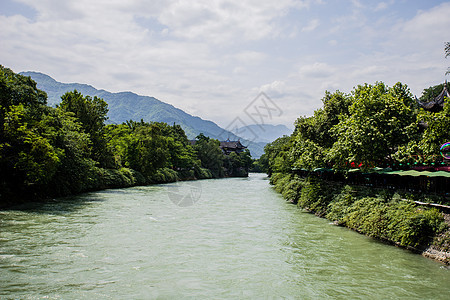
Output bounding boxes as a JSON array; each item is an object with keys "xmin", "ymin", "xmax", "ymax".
[{"xmin": 1, "ymin": 173, "xmax": 449, "ymax": 299}]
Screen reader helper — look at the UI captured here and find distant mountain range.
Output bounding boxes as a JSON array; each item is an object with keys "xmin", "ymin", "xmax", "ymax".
[{"xmin": 21, "ymin": 72, "xmax": 291, "ymax": 157}]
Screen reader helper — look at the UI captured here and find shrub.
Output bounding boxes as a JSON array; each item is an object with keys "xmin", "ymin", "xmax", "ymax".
[
  {"xmin": 342, "ymin": 197, "xmax": 446, "ymax": 248},
  {"xmin": 298, "ymin": 176, "xmax": 341, "ymax": 216},
  {"xmin": 269, "ymin": 172, "xmax": 285, "ymax": 185},
  {"xmin": 281, "ymin": 175, "xmax": 304, "ymax": 204},
  {"xmin": 150, "ymin": 168, "xmax": 179, "ymax": 183},
  {"xmin": 274, "ymin": 173, "xmax": 292, "ymax": 194},
  {"xmin": 326, "ymin": 185, "xmax": 357, "ymax": 224}
]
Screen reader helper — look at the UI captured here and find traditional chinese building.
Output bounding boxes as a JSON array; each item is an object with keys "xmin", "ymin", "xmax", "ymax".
[
  {"xmin": 417, "ymin": 81, "xmax": 450, "ymax": 112},
  {"xmin": 189, "ymin": 139, "xmax": 247, "ymax": 155},
  {"xmin": 220, "ymin": 140, "xmax": 247, "ymax": 155}
]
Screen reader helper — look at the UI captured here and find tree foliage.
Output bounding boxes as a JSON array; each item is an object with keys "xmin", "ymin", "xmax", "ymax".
[
  {"xmin": 59, "ymin": 90, "xmax": 113, "ymax": 167},
  {"xmin": 328, "ymin": 82, "xmax": 416, "ymax": 168},
  {"xmin": 193, "ymin": 134, "xmax": 224, "ymax": 178},
  {"xmin": 264, "ymin": 135, "xmax": 292, "ymax": 176},
  {"xmin": 264, "ymin": 80, "xmax": 450, "ymax": 172}
]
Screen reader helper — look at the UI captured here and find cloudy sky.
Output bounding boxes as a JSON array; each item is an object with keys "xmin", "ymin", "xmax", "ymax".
[{"xmin": 1, "ymin": 0, "xmax": 449, "ymax": 129}]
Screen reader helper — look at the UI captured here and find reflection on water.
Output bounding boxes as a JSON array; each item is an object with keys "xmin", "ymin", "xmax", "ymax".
[{"xmin": 1, "ymin": 173, "xmax": 449, "ymax": 299}]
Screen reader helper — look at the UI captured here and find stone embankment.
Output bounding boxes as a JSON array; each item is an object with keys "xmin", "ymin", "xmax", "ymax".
[{"xmin": 423, "ymin": 213, "xmax": 450, "ymax": 265}]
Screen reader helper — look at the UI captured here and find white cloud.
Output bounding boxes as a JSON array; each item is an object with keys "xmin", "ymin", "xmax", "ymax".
[
  {"xmin": 259, "ymin": 80, "xmax": 287, "ymax": 97},
  {"xmin": 374, "ymin": 2, "xmax": 388, "ymax": 12},
  {"xmin": 234, "ymin": 51, "xmax": 267, "ymax": 64},
  {"xmin": 301, "ymin": 19, "xmax": 320, "ymax": 32},
  {"xmin": 328, "ymin": 39, "xmax": 338, "ymax": 46},
  {"xmin": 400, "ymin": 2, "xmax": 450, "ymax": 43},
  {"xmin": 156, "ymin": 0, "xmax": 312, "ymax": 43},
  {"xmin": 299, "ymin": 62, "xmax": 335, "ymax": 78}
]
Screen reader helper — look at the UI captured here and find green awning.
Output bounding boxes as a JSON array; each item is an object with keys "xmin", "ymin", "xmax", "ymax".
[
  {"xmin": 426, "ymin": 171, "xmax": 450, "ymax": 178},
  {"xmin": 372, "ymin": 167, "xmax": 393, "ymax": 174},
  {"xmin": 383, "ymin": 170, "xmax": 450, "ymax": 177}
]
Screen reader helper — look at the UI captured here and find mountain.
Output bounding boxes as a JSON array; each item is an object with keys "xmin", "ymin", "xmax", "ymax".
[
  {"xmin": 20, "ymin": 72, "xmax": 266, "ymax": 157},
  {"xmin": 234, "ymin": 124, "xmax": 292, "ymax": 144}
]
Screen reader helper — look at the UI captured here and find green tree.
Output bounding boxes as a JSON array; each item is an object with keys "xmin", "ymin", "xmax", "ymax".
[
  {"xmin": 0, "ymin": 67, "xmax": 59, "ymax": 200},
  {"xmin": 194, "ymin": 134, "xmax": 224, "ymax": 178},
  {"xmin": 415, "ymin": 101, "xmax": 450, "ymax": 163},
  {"xmin": 264, "ymin": 135, "xmax": 292, "ymax": 175},
  {"xmin": 252, "ymin": 154, "xmax": 269, "ymax": 173},
  {"xmin": 106, "ymin": 121, "xmax": 169, "ymax": 179},
  {"xmin": 41, "ymin": 107, "xmax": 95, "ymax": 195},
  {"xmin": 289, "ymin": 90, "xmax": 351, "ymax": 170},
  {"xmin": 0, "ymin": 67, "xmax": 98, "ymax": 200},
  {"xmin": 328, "ymin": 82, "xmax": 416, "ymax": 169},
  {"xmin": 59, "ymin": 90, "xmax": 113, "ymax": 167},
  {"xmin": 223, "ymin": 149, "xmax": 252, "ymax": 176},
  {"xmin": 1, "ymin": 104, "xmax": 60, "ymax": 185}
]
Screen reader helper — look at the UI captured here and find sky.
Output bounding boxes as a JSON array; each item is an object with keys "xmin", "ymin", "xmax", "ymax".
[{"xmin": 1, "ymin": 0, "xmax": 449, "ymax": 130}]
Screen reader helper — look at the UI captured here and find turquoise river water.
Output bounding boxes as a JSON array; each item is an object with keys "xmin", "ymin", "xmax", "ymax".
[{"xmin": 1, "ymin": 173, "xmax": 449, "ymax": 299}]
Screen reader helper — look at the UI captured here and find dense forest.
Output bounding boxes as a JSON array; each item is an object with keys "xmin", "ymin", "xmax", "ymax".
[
  {"xmin": 0, "ymin": 66, "xmax": 252, "ymax": 207},
  {"xmin": 260, "ymin": 81, "xmax": 450, "ymax": 259}
]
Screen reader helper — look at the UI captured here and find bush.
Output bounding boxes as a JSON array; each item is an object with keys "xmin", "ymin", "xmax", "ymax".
[
  {"xmin": 274, "ymin": 173, "xmax": 292, "ymax": 194},
  {"xmin": 194, "ymin": 165, "xmax": 213, "ymax": 179},
  {"xmin": 269, "ymin": 172, "xmax": 285, "ymax": 185},
  {"xmin": 298, "ymin": 176, "xmax": 341, "ymax": 216},
  {"xmin": 281, "ymin": 175, "xmax": 304, "ymax": 203},
  {"xmin": 342, "ymin": 197, "xmax": 446, "ymax": 248},
  {"xmin": 177, "ymin": 169, "xmax": 196, "ymax": 181},
  {"xmin": 149, "ymin": 168, "xmax": 179, "ymax": 183},
  {"xmin": 119, "ymin": 167, "xmax": 146, "ymax": 186},
  {"xmin": 326, "ymin": 185, "xmax": 357, "ymax": 224}
]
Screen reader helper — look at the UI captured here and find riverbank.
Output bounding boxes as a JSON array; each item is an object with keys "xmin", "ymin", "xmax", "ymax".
[
  {"xmin": 270, "ymin": 172, "xmax": 450, "ymax": 265},
  {"xmin": 0, "ymin": 166, "xmax": 212, "ymax": 209},
  {"xmin": 0, "ymin": 166, "xmax": 251, "ymax": 210},
  {"xmin": 423, "ymin": 213, "xmax": 450, "ymax": 264}
]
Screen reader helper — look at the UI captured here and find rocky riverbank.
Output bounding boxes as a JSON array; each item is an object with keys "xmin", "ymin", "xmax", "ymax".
[{"xmin": 423, "ymin": 213, "xmax": 450, "ymax": 265}]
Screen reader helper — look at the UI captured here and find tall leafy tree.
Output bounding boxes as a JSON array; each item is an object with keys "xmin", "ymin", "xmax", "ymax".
[
  {"xmin": 194, "ymin": 134, "xmax": 224, "ymax": 178},
  {"xmin": 290, "ymin": 90, "xmax": 351, "ymax": 170},
  {"xmin": 106, "ymin": 121, "xmax": 169, "ymax": 178},
  {"xmin": 0, "ymin": 66, "xmax": 57, "ymax": 195},
  {"xmin": 40, "ymin": 107, "xmax": 95, "ymax": 194},
  {"xmin": 264, "ymin": 135, "xmax": 292, "ymax": 175},
  {"xmin": 1, "ymin": 104, "xmax": 60, "ymax": 186},
  {"xmin": 0, "ymin": 67, "xmax": 95, "ymax": 200},
  {"xmin": 402, "ymin": 101, "xmax": 450, "ymax": 164},
  {"xmin": 329, "ymin": 82, "xmax": 416, "ymax": 168},
  {"xmin": 58, "ymin": 90, "xmax": 113, "ymax": 167}
]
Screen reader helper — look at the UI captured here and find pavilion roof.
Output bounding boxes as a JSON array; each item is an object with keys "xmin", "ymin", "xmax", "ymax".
[{"xmin": 417, "ymin": 81, "xmax": 450, "ymax": 112}]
